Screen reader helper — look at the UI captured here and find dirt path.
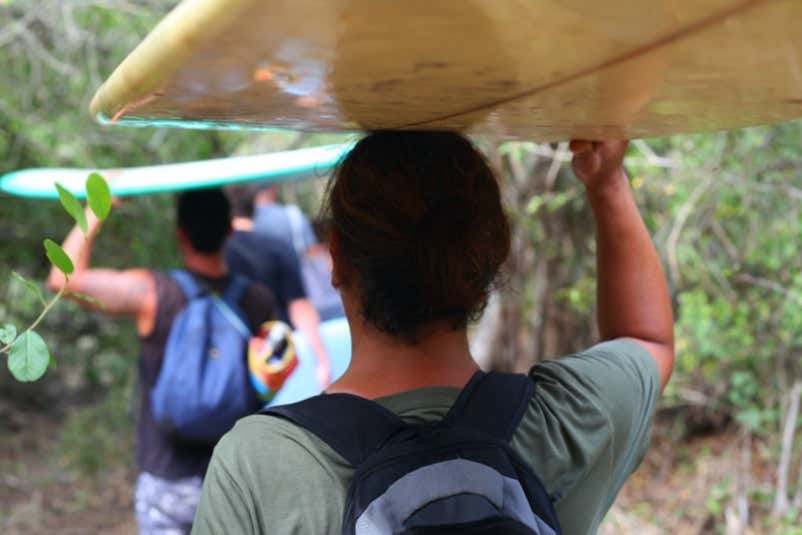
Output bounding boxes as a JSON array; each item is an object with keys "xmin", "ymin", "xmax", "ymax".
[
  {"xmin": 1, "ymin": 405, "xmax": 757, "ymax": 534},
  {"xmin": 1, "ymin": 408, "xmax": 135, "ymax": 534}
]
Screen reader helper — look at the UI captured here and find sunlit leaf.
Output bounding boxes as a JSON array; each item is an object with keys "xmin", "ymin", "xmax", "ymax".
[
  {"xmin": 11, "ymin": 271, "xmax": 46, "ymax": 306},
  {"xmin": 43, "ymin": 239, "xmax": 74, "ymax": 275},
  {"xmin": 0, "ymin": 323, "xmax": 16, "ymax": 345},
  {"xmin": 55, "ymin": 182, "xmax": 87, "ymax": 235},
  {"xmin": 526, "ymin": 195, "xmax": 545, "ymax": 215},
  {"xmin": 8, "ymin": 330, "xmax": 50, "ymax": 381},
  {"xmin": 86, "ymin": 172, "xmax": 111, "ymax": 220}
]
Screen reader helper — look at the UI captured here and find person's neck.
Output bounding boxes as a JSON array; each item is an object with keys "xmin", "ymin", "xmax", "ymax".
[
  {"xmin": 231, "ymin": 217, "xmax": 253, "ymax": 231},
  {"xmin": 327, "ymin": 317, "xmax": 478, "ymax": 399},
  {"xmin": 183, "ymin": 251, "xmax": 227, "ymax": 278}
]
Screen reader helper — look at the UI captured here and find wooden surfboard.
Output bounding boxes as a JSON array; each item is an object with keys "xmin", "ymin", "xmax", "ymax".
[
  {"xmin": 0, "ymin": 144, "xmax": 349, "ymax": 198},
  {"xmin": 90, "ymin": 0, "xmax": 802, "ymax": 141}
]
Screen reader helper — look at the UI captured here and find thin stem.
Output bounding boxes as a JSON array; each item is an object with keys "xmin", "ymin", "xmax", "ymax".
[{"xmin": 0, "ymin": 284, "xmax": 66, "ymax": 354}]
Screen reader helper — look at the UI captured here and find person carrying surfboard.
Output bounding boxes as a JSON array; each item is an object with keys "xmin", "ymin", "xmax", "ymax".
[
  {"xmin": 47, "ymin": 188, "xmax": 276, "ymax": 535},
  {"xmin": 225, "ymin": 181, "xmax": 332, "ymax": 387},
  {"xmin": 191, "ymin": 132, "xmax": 674, "ymax": 535}
]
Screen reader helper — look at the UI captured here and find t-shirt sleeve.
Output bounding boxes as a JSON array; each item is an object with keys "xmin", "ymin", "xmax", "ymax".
[
  {"xmin": 511, "ymin": 338, "xmax": 661, "ymax": 533},
  {"xmin": 192, "ymin": 448, "xmax": 257, "ymax": 535}
]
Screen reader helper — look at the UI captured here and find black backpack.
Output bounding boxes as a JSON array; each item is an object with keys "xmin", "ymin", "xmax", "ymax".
[{"xmin": 264, "ymin": 371, "xmax": 562, "ymax": 534}]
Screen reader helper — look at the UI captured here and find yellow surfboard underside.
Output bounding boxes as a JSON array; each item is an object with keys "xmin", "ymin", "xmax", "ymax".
[{"xmin": 90, "ymin": 0, "xmax": 802, "ymax": 141}]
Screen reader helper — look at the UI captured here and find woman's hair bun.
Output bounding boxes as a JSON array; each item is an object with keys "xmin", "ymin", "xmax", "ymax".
[
  {"xmin": 411, "ymin": 194, "xmax": 475, "ymax": 252},
  {"xmin": 325, "ymin": 131, "xmax": 510, "ymax": 343}
]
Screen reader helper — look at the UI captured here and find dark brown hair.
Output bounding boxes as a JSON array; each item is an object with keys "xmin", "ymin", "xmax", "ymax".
[
  {"xmin": 177, "ymin": 188, "xmax": 231, "ymax": 253},
  {"xmin": 225, "ymin": 181, "xmax": 266, "ymax": 219},
  {"xmin": 325, "ymin": 131, "xmax": 510, "ymax": 342}
]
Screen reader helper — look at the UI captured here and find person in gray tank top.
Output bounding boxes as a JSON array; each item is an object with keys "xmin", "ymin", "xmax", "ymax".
[{"xmin": 48, "ymin": 188, "xmax": 275, "ymax": 535}]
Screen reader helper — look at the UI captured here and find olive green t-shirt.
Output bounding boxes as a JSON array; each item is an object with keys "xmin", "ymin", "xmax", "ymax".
[{"xmin": 192, "ymin": 339, "xmax": 660, "ymax": 535}]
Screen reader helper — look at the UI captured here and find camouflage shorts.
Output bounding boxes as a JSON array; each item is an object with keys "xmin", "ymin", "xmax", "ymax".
[{"xmin": 134, "ymin": 471, "xmax": 202, "ymax": 535}]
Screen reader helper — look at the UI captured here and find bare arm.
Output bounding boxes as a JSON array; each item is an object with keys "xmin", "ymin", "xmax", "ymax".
[
  {"xmin": 287, "ymin": 298, "xmax": 331, "ymax": 388},
  {"xmin": 571, "ymin": 140, "xmax": 674, "ymax": 391},
  {"xmin": 47, "ymin": 206, "xmax": 156, "ymax": 336}
]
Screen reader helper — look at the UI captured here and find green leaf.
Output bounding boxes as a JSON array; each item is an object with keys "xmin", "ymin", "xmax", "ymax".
[
  {"xmin": 526, "ymin": 195, "xmax": 545, "ymax": 215},
  {"xmin": 735, "ymin": 408, "xmax": 763, "ymax": 431},
  {"xmin": 8, "ymin": 331, "xmax": 50, "ymax": 382},
  {"xmin": 43, "ymin": 239, "xmax": 74, "ymax": 275},
  {"xmin": 85, "ymin": 173, "xmax": 111, "ymax": 220},
  {"xmin": 0, "ymin": 323, "xmax": 17, "ymax": 345},
  {"xmin": 55, "ymin": 182, "xmax": 87, "ymax": 234},
  {"xmin": 11, "ymin": 271, "xmax": 47, "ymax": 306}
]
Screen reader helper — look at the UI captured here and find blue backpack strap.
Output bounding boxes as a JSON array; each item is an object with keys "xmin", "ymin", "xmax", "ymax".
[
  {"xmin": 222, "ymin": 274, "xmax": 250, "ymax": 305},
  {"xmin": 444, "ymin": 371, "xmax": 534, "ymax": 442},
  {"xmin": 263, "ymin": 394, "xmax": 409, "ymax": 466},
  {"xmin": 169, "ymin": 269, "xmax": 206, "ymax": 300},
  {"xmin": 212, "ymin": 275, "xmax": 252, "ymax": 338}
]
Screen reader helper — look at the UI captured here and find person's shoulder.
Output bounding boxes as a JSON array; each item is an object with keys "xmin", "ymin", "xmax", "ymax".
[
  {"xmin": 147, "ymin": 269, "xmax": 179, "ymax": 300},
  {"xmin": 214, "ymin": 413, "xmax": 348, "ymax": 483},
  {"xmin": 512, "ymin": 339, "xmax": 662, "ymax": 497},
  {"xmin": 196, "ymin": 412, "xmax": 349, "ymax": 534},
  {"xmin": 233, "ymin": 229, "xmax": 294, "ymax": 255},
  {"xmin": 226, "ymin": 230, "xmax": 248, "ymax": 248},
  {"xmin": 222, "ymin": 413, "xmax": 314, "ymax": 447},
  {"xmin": 524, "ymin": 338, "xmax": 660, "ymax": 427},
  {"xmin": 534, "ymin": 338, "xmax": 659, "ymax": 392}
]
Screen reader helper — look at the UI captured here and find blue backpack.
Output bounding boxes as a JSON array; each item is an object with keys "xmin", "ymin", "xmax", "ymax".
[
  {"xmin": 151, "ymin": 270, "xmax": 257, "ymax": 444},
  {"xmin": 265, "ymin": 371, "xmax": 562, "ymax": 534}
]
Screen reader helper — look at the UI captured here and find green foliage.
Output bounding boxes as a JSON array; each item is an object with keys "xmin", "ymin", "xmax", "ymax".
[
  {"xmin": 706, "ymin": 479, "xmax": 730, "ymax": 516},
  {"xmin": 56, "ymin": 386, "xmax": 133, "ymax": 477},
  {"xmin": 8, "ymin": 330, "xmax": 50, "ymax": 381},
  {"xmin": 3, "ymin": 175, "xmax": 113, "ymax": 384},
  {"xmin": 661, "ymin": 124, "xmax": 802, "ymax": 436},
  {"xmin": 86, "ymin": 173, "xmax": 111, "ymax": 220},
  {"xmin": 55, "ymin": 183, "xmax": 87, "ymax": 234},
  {"xmin": 43, "ymin": 238, "xmax": 74, "ymax": 275},
  {"xmin": 500, "ymin": 126, "xmax": 802, "ymax": 528}
]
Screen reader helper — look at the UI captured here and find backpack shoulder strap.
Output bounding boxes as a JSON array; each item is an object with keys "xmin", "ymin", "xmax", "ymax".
[
  {"xmin": 263, "ymin": 394, "xmax": 409, "ymax": 466},
  {"xmin": 223, "ymin": 274, "xmax": 250, "ymax": 305},
  {"xmin": 444, "ymin": 371, "xmax": 534, "ymax": 442},
  {"xmin": 210, "ymin": 275, "xmax": 252, "ymax": 338},
  {"xmin": 169, "ymin": 269, "xmax": 206, "ymax": 300}
]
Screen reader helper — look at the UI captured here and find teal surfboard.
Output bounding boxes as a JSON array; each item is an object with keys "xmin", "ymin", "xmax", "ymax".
[{"xmin": 0, "ymin": 144, "xmax": 350, "ymax": 199}]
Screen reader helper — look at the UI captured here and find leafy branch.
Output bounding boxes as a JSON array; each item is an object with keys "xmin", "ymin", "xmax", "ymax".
[{"xmin": 1, "ymin": 174, "xmax": 111, "ymax": 382}]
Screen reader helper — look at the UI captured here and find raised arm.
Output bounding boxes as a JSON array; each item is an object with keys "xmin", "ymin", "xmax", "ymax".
[
  {"xmin": 570, "ymin": 139, "xmax": 674, "ymax": 390},
  {"xmin": 47, "ymin": 205, "xmax": 156, "ymax": 337}
]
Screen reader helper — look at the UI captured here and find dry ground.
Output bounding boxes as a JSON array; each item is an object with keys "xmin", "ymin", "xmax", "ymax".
[{"xmin": 0, "ymin": 406, "xmax": 789, "ymax": 534}]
